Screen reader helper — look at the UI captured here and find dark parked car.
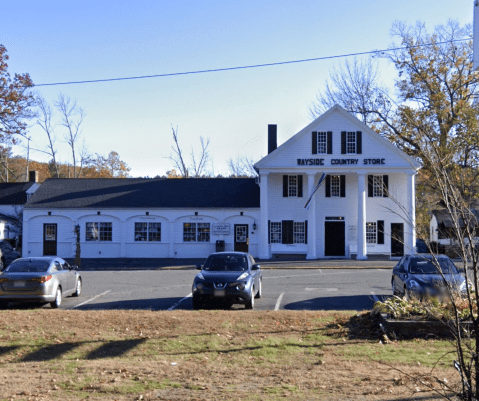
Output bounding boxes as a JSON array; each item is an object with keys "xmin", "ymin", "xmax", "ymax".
[
  {"xmin": 192, "ymin": 252, "xmax": 262, "ymax": 309},
  {"xmin": 0, "ymin": 241, "xmax": 20, "ymax": 270},
  {"xmin": 391, "ymin": 254, "xmax": 469, "ymax": 300},
  {"xmin": 0, "ymin": 257, "xmax": 82, "ymax": 308},
  {"xmin": 415, "ymin": 239, "xmax": 429, "ymax": 254}
]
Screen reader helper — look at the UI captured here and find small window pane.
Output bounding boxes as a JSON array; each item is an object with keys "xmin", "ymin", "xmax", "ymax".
[
  {"xmin": 288, "ymin": 175, "xmax": 297, "ymax": 197},
  {"xmin": 135, "ymin": 223, "xmax": 148, "ymax": 241},
  {"xmin": 346, "ymin": 132, "xmax": 356, "ymax": 154},
  {"xmin": 100, "ymin": 222, "xmax": 112, "ymax": 241},
  {"xmin": 197, "ymin": 223, "xmax": 210, "ymax": 242},
  {"xmin": 148, "ymin": 223, "xmax": 161, "ymax": 242},
  {"xmin": 293, "ymin": 222, "xmax": 305, "ymax": 244},
  {"xmin": 183, "ymin": 223, "xmax": 196, "ymax": 242},
  {"xmin": 366, "ymin": 222, "xmax": 377, "ymax": 244},
  {"xmin": 373, "ymin": 176, "xmax": 383, "ymax": 197},
  {"xmin": 331, "ymin": 175, "xmax": 340, "ymax": 197},
  {"xmin": 86, "ymin": 222, "xmax": 98, "ymax": 241},
  {"xmin": 270, "ymin": 222, "xmax": 282, "ymax": 244},
  {"xmin": 317, "ymin": 132, "xmax": 327, "ymax": 154}
]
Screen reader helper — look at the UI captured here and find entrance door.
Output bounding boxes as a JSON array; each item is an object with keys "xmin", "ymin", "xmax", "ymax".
[
  {"xmin": 234, "ymin": 224, "xmax": 249, "ymax": 252},
  {"xmin": 43, "ymin": 223, "xmax": 57, "ymax": 256},
  {"xmin": 391, "ymin": 223, "xmax": 404, "ymax": 257},
  {"xmin": 324, "ymin": 221, "xmax": 345, "ymax": 256}
]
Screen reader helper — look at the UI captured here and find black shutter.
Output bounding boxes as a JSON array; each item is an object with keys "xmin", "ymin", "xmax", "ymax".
[
  {"xmin": 312, "ymin": 132, "xmax": 317, "ymax": 154},
  {"xmin": 283, "ymin": 175, "xmax": 288, "ymax": 197},
  {"xmin": 340, "ymin": 175, "xmax": 346, "ymax": 197},
  {"xmin": 298, "ymin": 175, "xmax": 303, "ymax": 197},
  {"xmin": 305, "ymin": 220, "xmax": 308, "ymax": 244},
  {"xmin": 327, "ymin": 131, "xmax": 333, "ymax": 154},
  {"xmin": 383, "ymin": 175, "xmax": 389, "ymax": 197},
  {"xmin": 268, "ymin": 220, "xmax": 270, "ymax": 244},
  {"xmin": 325, "ymin": 175, "xmax": 331, "ymax": 197},
  {"xmin": 377, "ymin": 220, "xmax": 384, "ymax": 244},
  {"xmin": 356, "ymin": 131, "xmax": 362, "ymax": 154},
  {"xmin": 282, "ymin": 220, "xmax": 293, "ymax": 244},
  {"xmin": 368, "ymin": 175, "xmax": 373, "ymax": 197},
  {"xmin": 341, "ymin": 131, "xmax": 346, "ymax": 154}
]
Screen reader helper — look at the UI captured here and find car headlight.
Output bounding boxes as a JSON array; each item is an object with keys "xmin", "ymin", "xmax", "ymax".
[
  {"xmin": 197, "ymin": 273, "xmax": 205, "ymax": 281},
  {"xmin": 236, "ymin": 272, "xmax": 249, "ymax": 280}
]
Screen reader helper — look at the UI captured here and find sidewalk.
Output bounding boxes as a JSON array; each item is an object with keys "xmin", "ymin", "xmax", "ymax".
[{"xmin": 66, "ymin": 257, "xmax": 398, "ymax": 271}]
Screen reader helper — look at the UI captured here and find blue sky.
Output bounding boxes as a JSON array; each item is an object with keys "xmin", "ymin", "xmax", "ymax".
[{"xmin": 1, "ymin": 1, "xmax": 474, "ymax": 177}]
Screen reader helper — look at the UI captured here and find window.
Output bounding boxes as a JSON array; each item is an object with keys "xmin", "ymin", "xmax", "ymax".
[
  {"xmin": 325, "ymin": 175, "xmax": 346, "ymax": 197},
  {"xmin": 269, "ymin": 221, "xmax": 307, "ymax": 244},
  {"xmin": 86, "ymin": 222, "xmax": 112, "ymax": 241},
  {"xmin": 293, "ymin": 222, "xmax": 306, "ymax": 244},
  {"xmin": 331, "ymin": 175, "xmax": 340, "ymax": 197},
  {"xmin": 282, "ymin": 175, "xmax": 303, "ymax": 198},
  {"xmin": 183, "ymin": 223, "xmax": 210, "ymax": 242},
  {"xmin": 366, "ymin": 222, "xmax": 377, "ymax": 244},
  {"xmin": 135, "ymin": 222, "xmax": 161, "ymax": 242},
  {"xmin": 341, "ymin": 131, "xmax": 362, "ymax": 154},
  {"xmin": 312, "ymin": 131, "xmax": 332, "ymax": 154},
  {"xmin": 270, "ymin": 222, "xmax": 282, "ymax": 243},
  {"xmin": 368, "ymin": 175, "xmax": 389, "ymax": 197}
]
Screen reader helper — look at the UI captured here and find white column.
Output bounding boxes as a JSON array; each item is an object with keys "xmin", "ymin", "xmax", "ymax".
[
  {"xmin": 357, "ymin": 173, "xmax": 367, "ymax": 260},
  {"xmin": 259, "ymin": 173, "xmax": 269, "ymax": 259},
  {"xmin": 307, "ymin": 172, "xmax": 317, "ymax": 259},
  {"xmin": 120, "ymin": 219, "xmax": 126, "ymax": 257},
  {"xmin": 405, "ymin": 172, "xmax": 416, "ymax": 255},
  {"xmin": 169, "ymin": 221, "xmax": 175, "ymax": 258}
]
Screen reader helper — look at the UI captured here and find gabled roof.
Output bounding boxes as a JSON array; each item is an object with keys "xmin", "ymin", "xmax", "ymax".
[
  {"xmin": 0, "ymin": 182, "xmax": 36, "ymax": 205},
  {"xmin": 24, "ymin": 178, "xmax": 260, "ymax": 209},
  {"xmin": 255, "ymin": 104, "xmax": 421, "ymax": 170}
]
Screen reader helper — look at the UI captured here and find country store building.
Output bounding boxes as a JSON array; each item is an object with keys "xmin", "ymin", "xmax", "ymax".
[{"xmin": 22, "ymin": 105, "xmax": 420, "ymax": 260}]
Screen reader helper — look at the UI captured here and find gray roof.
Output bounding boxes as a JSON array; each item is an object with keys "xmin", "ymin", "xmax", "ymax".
[
  {"xmin": 0, "ymin": 182, "xmax": 35, "ymax": 205},
  {"xmin": 25, "ymin": 178, "xmax": 260, "ymax": 209}
]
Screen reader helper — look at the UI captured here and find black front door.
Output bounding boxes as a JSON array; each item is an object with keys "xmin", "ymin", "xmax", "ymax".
[
  {"xmin": 234, "ymin": 224, "xmax": 249, "ymax": 252},
  {"xmin": 43, "ymin": 223, "xmax": 57, "ymax": 256},
  {"xmin": 324, "ymin": 221, "xmax": 345, "ymax": 257},
  {"xmin": 391, "ymin": 223, "xmax": 404, "ymax": 257}
]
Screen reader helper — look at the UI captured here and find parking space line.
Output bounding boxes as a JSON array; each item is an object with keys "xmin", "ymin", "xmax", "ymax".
[
  {"xmin": 69, "ymin": 290, "xmax": 111, "ymax": 309},
  {"xmin": 265, "ymin": 269, "xmax": 389, "ymax": 280},
  {"xmin": 274, "ymin": 292, "xmax": 284, "ymax": 311},
  {"xmin": 168, "ymin": 293, "xmax": 192, "ymax": 311}
]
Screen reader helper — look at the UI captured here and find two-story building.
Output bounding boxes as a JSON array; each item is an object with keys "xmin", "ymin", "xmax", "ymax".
[{"xmin": 22, "ymin": 105, "xmax": 419, "ymax": 260}]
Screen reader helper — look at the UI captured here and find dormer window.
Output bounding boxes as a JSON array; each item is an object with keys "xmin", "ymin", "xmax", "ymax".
[{"xmin": 341, "ymin": 131, "xmax": 362, "ymax": 154}]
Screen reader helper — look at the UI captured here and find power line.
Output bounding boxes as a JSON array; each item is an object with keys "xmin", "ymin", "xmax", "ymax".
[{"xmin": 33, "ymin": 39, "xmax": 470, "ymax": 87}]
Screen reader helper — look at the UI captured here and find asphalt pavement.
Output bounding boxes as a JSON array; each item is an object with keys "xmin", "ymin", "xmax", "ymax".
[{"xmin": 66, "ymin": 257, "xmax": 398, "ymax": 270}]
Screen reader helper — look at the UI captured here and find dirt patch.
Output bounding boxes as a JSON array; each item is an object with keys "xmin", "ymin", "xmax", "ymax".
[{"xmin": 0, "ymin": 309, "xmax": 460, "ymax": 400}]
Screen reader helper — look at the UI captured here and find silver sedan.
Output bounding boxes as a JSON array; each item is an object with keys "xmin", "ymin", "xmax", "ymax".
[{"xmin": 0, "ymin": 257, "xmax": 82, "ymax": 308}]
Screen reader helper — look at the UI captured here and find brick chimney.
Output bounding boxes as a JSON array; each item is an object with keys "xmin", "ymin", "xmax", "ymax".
[{"xmin": 268, "ymin": 124, "xmax": 277, "ymax": 154}]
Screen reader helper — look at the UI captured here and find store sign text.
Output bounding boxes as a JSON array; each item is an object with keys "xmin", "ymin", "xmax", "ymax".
[{"xmin": 297, "ymin": 158, "xmax": 386, "ymax": 166}]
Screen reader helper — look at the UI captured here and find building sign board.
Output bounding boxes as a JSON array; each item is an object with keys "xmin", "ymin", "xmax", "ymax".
[
  {"xmin": 212, "ymin": 223, "xmax": 230, "ymax": 235},
  {"xmin": 297, "ymin": 158, "xmax": 386, "ymax": 166}
]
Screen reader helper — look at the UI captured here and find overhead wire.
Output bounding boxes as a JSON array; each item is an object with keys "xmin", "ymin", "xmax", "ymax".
[{"xmin": 32, "ymin": 38, "xmax": 470, "ymax": 87}]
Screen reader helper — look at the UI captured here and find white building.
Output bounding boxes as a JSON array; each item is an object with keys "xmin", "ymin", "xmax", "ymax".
[{"xmin": 23, "ymin": 105, "xmax": 419, "ymax": 260}]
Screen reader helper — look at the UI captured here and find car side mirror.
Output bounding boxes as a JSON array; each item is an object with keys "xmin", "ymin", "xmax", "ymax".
[
  {"xmin": 251, "ymin": 264, "xmax": 261, "ymax": 270},
  {"xmin": 195, "ymin": 264, "xmax": 203, "ymax": 270}
]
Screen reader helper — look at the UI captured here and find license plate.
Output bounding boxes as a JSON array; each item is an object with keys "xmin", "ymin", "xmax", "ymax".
[
  {"xmin": 214, "ymin": 289, "xmax": 225, "ymax": 297},
  {"xmin": 13, "ymin": 281, "xmax": 26, "ymax": 287}
]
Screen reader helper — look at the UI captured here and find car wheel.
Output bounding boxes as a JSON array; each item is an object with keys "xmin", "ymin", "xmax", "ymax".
[
  {"xmin": 245, "ymin": 287, "xmax": 254, "ymax": 310},
  {"xmin": 255, "ymin": 279, "xmax": 262, "ymax": 299},
  {"xmin": 192, "ymin": 296, "xmax": 202, "ymax": 310},
  {"xmin": 72, "ymin": 278, "xmax": 82, "ymax": 297},
  {"xmin": 51, "ymin": 287, "xmax": 62, "ymax": 309}
]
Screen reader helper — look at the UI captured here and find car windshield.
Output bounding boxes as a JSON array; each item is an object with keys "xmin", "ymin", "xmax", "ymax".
[
  {"xmin": 5, "ymin": 260, "xmax": 50, "ymax": 273},
  {"xmin": 203, "ymin": 254, "xmax": 248, "ymax": 272},
  {"xmin": 409, "ymin": 258, "xmax": 459, "ymax": 275}
]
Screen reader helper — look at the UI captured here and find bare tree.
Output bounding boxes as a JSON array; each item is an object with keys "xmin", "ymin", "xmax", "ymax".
[
  {"xmin": 228, "ymin": 155, "xmax": 258, "ymax": 177},
  {"xmin": 55, "ymin": 94, "xmax": 84, "ymax": 178},
  {"xmin": 168, "ymin": 125, "xmax": 211, "ymax": 177},
  {"xmin": 36, "ymin": 96, "xmax": 60, "ymax": 178}
]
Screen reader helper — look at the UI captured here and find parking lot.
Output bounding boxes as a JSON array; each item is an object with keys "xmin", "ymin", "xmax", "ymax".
[{"xmin": 48, "ymin": 268, "xmax": 393, "ymax": 311}]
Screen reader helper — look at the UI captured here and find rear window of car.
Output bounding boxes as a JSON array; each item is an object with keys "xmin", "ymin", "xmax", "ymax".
[
  {"xmin": 5, "ymin": 260, "xmax": 50, "ymax": 273},
  {"xmin": 203, "ymin": 254, "xmax": 248, "ymax": 271},
  {"xmin": 409, "ymin": 258, "xmax": 458, "ymax": 275}
]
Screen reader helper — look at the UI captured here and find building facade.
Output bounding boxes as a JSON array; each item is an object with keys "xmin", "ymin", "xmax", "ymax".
[{"xmin": 22, "ymin": 105, "xmax": 419, "ymax": 260}]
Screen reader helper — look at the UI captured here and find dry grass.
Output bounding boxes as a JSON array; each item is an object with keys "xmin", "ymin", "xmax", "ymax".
[{"xmin": 0, "ymin": 309, "xmax": 461, "ymax": 400}]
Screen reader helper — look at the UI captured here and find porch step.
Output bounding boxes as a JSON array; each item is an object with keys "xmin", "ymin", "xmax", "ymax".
[
  {"xmin": 272, "ymin": 253, "xmax": 307, "ymax": 260},
  {"xmin": 350, "ymin": 253, "xmax": 391, "ymax": 261}
]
